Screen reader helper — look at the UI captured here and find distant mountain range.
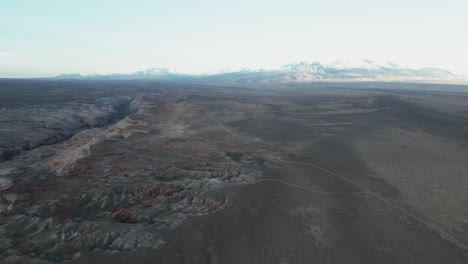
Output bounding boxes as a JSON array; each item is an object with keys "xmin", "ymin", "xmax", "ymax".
[
  {"xmin": 55, "ymin": 68, "xmax": 182, "ymax": 80},
  {"xmin": 54, "ymin": 60, "xmax": 462, "ymax": 83}
]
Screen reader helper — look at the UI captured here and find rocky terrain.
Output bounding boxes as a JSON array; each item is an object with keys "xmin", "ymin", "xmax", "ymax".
[
  {"xmin": 0, "ymin": 96, "xmax": 134, "ymax": 161},
  {"xmin": 0, "ymin": 80, "xmax": 266, "ymax": 263},
  {"xmin": 0, "ymin": 79, "xmax": 467, "ymax": 263}
]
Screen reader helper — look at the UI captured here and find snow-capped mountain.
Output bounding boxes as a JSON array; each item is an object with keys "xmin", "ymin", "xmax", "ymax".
[
  {"xmin": 219, "ymin": 60, "xmax": 458, "ymax": 83},
  {"xmin": 132, "ymin": 68, "xmax": 178, "ymax": 77},
  {"xmin": 322, "ymin": 59, "xmax": 400, "ymax": 70},
  {"xmin": 54, "ymin": 60, "xmax": 460, "ymax": 83}
]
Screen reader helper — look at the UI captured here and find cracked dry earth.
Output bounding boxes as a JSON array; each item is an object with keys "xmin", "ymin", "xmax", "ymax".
[{"xmin": 0, "ymin": 91, "xmax": 265, "ymax": 263}]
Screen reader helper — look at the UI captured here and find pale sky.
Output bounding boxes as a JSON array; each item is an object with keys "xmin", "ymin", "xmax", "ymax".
[{"xmin": 1, "ymin": 0, "xmax": 467, "ymax": 77}]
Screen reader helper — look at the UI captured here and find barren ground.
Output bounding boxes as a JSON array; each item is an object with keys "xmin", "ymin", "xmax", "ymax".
[{"xmin": 0, "ymin": 80, "xmax": 467, "ymax": 263}]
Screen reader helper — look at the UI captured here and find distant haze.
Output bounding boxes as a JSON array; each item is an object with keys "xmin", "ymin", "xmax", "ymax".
[{"xmin": 1, "ymin": 0, "xmax": 467, "ymax": 78}]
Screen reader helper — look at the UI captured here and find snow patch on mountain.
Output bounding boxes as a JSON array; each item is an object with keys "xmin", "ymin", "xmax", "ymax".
[{"xmin": 54, "ymin": 60, "xmax": 463, "ymax": 83}]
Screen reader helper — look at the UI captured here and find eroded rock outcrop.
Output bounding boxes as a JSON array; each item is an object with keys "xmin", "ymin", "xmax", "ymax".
[
  {"xmin": 0, "ymin": 93, "xmax": 264, "ymax": 263},
  {"xmin": 0, "ymin": 96, "xmax": 134, "ymax": 161}
]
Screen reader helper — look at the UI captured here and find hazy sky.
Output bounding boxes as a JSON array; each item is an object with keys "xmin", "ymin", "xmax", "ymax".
[{"xmin": 1, "ymin": 0, "xmax": 467, "ymax": 77}]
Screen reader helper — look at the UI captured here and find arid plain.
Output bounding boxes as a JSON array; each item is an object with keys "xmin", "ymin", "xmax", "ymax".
[{"xmin": 0, "ymin": 80, "xmax": 467, "ymax": 263}]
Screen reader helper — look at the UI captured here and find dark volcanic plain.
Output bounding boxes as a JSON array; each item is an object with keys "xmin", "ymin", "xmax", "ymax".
[{"xmin": 0, "ymin": 80, "xmax": 467, "ymax": 263}]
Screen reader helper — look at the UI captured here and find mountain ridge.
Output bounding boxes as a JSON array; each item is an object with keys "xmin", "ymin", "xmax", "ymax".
[{"xmin": 53, "ymin": 60, "xmax": 463, "ymax": 83}]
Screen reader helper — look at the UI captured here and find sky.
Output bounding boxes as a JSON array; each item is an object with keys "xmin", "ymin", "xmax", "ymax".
[{"xmin": 1, "ymin": 0, "xmax": 467, "ymax": 77}]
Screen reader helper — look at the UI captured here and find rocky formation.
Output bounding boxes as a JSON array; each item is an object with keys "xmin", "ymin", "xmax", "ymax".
[
  {"xmin": 0, "ymin": 96, "xmax": 134, "ymax": 161},
  {"xmin": 0, "ymin": 89, "xmax": 264, "ymax": 263}
]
